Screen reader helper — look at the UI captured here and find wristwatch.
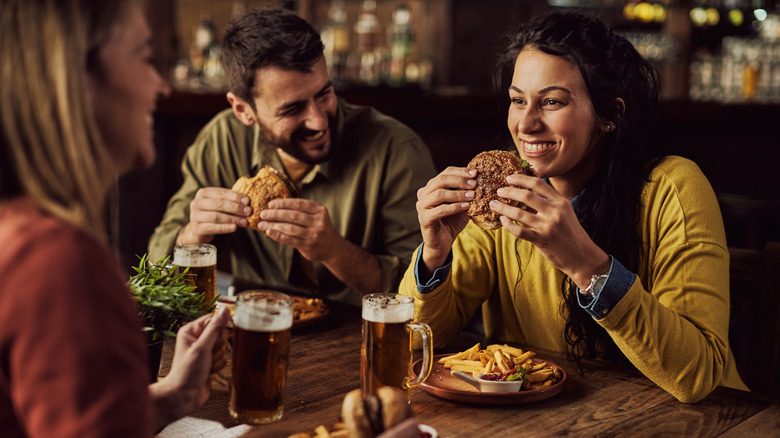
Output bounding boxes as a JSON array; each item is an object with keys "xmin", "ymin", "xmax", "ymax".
[{"xmin": 579, "ymin": 273, "xmax": 609, "ymax": 297}]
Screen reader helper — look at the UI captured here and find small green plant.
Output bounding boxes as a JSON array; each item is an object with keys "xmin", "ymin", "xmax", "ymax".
[{"xmin": 129, "ymin": 254, "xmax": 217, "ymax": 342}]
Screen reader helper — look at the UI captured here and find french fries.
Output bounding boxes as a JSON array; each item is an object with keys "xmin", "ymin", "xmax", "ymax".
[
  {"xmin": 440, "ymin": 343, "xmax": 563, "ymax": 390},
  {"xmin": 437, "ymin": 343, "xmax": 481, "ymax": 363},
  {"xmin": 218, "ymin": 295, "xmax": 328, "ymax": 323},
  {"xmin": 287, "ymin": 422, "xmax": 348, "ymax": 438},
  {"xmin": 292, "ymin": 297, "xmax": 327, "ymax": 321}
]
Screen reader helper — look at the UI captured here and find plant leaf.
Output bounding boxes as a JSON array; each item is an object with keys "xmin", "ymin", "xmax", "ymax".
[{"xmin": 129, "ymin": 253, "xmax": 214, "ymax": 342}]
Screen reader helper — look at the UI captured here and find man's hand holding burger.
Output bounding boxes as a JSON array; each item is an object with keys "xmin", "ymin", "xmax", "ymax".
[
  {"xmin": 176, "ymin": 187, "xmax": 252, "ymax": 245},
  {"xmin": 177, "ymin": 165, "xmax": 294, "ymax": 245},
  {"xmin": 228, "ymin": 165, "xmax": 382, "ymax": 294},
  {"xmin": 257, "ymin": 197, "xmax": 384, "ymax": 294},
  {"xmin": 256, "ymin": 197, "xmax": 339, "ymax": 262}
]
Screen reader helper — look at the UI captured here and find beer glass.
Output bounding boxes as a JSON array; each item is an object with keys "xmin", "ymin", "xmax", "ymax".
[
  {"xmin": 229, "ymin": 290, "xmax": 292, "ymax": 424},
  {"xmin": 361, "ymin": 293, "xmax": 433, "ymax": 396},
  {"xmin": 173, "ymin": 243, "xmax": 217, "ymax": 305}
]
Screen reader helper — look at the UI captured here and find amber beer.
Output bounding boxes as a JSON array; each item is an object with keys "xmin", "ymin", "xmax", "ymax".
[
  {"xmin": 229, "ymin": 291, "xmax": 292, "ymax": 424},
  {"xmin": 360, "ymin": 294, "xmax": 433, "ymax": 396},
  {"xmin": 173, "ymin": 243, "xmax": 217, "ymax": 304},
  {"xmin": 361, "ymin": 316, "xmax": 411, "ymax": 395}
]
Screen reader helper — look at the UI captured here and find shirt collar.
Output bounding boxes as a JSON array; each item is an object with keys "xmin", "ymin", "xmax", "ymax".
[{"xmin": 542, "ymin": 177, "xmax": 581, "ymax": 207}]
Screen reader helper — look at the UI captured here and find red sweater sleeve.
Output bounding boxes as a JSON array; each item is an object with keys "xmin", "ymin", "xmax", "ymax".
[{"xmin": 0, "ymin": 206, "xmax": 151, "ymax": 437}]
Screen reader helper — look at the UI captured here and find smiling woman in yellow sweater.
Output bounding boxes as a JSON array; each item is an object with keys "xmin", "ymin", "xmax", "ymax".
[{"xmin": 400, "ymin": 12, "xmax": 747, "ymax": 403}]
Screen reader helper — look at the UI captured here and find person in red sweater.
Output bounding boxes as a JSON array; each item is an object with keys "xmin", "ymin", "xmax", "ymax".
[{"xmin": 0, "ymin": 0, "xmax": 230, "ymax": 436}]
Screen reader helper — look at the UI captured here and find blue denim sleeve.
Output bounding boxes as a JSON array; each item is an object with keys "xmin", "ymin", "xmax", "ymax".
[
  {"xmin": 576, "ymin": 256, "xmax": 636, "ymax": 320},
  {"xmin": 414, "ymin": 244, "xmax": 453, "ymax": 294}
]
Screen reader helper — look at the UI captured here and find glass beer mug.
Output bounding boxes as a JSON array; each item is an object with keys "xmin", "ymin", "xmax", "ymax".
[
  {"xmin": 229, "ymin": 290, "xmax": 293, "ymax": 424},
  {"xmin": 173, "ymin": 243, "xmax": 217, "ymax": 305},
  {"xmin": 361, "ymin": 293, "xmax": 433, "ymax": 396}
]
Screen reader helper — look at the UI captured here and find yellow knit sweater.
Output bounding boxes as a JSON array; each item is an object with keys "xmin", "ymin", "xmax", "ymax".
[{"xmin": 400, "ymin": 156, "xmax": 748, "ymax": 403}]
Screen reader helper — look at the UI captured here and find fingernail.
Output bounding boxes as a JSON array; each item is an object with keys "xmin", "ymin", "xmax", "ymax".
[
  {"xmin": 489, "ymin": 200, "xmax": 499, "ymax": 208},
  {"xmin": 243, "ymin": 207, "xmax": 252, "ymax": 215},
  {"xmin": 239, "ymin": 218, "xmax": 248, "ymax": 227},
  {"xmin": 461, "ymin": 202, "xmax": 470, "ymax": 209},
  {"xmin": 496, "ymin": 188, "xmax": 506, "ymax": 196},
  {"xmin": 464, "ymin": 191, "xmax": 474, "ymax": 199},
  {"xmin": 468, "ymin": 169, "xmax": 477, "ymax": 176},
  {"xmin": 242, "ymin": 196, "xmax": 250, "ymax": 205},
  {"xmin": 257, "ymin": 221, "xmax": 267, "ymax": 230},
  {"xmin": 467, "ymin": 179, "xmax": 476, "ymax": 187}
]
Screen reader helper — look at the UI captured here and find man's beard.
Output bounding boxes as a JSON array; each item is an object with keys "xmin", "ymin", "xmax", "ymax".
[{"xmin": 259, "ymin": 115, "xmax": 336, "ymax": 165}]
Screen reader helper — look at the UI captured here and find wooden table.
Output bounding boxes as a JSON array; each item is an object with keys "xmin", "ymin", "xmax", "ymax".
[{"xmin": 157, "ymin": 303, "xmax": 778, "ymax": 437}]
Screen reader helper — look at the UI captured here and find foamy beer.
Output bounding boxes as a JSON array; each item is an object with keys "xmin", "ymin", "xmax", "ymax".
[
  {"xmin": 229, "ymin": 290, "xmax": 293, "ymax": 424},
  {"xmin": 361, "ymin": 294, "xmax": 433, "ymax": 396},
  {"xmin": 173, "ymin": 243, "xmax": 217, "ymax": 305}
]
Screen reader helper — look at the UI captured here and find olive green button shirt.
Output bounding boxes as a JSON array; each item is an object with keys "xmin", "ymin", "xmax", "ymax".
[{"xmin": 148, "ymin": 98, "xmax": 436, "ymax": 306}]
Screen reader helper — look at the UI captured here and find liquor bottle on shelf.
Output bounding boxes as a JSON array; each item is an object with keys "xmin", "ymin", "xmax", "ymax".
[
  {"xmin": 173, "ymin": 17, "xmax": 225, "ymax": 90},
  {"xmin": 321, "ymin": 0, "xmax": 350, "ymax": 86},
  {"xmin": 388, "ymin": 4, "xmax": 416, "ymax": 86},
  {"xmin": 354, "ymin": 0, "xmax": 383, "ymax": 86}
]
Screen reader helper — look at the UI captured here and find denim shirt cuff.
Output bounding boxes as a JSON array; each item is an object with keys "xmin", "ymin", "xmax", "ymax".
[
  {"xmin": 577, "ymin": 256, "xmax": 635, "ymax": 320},
  {"xmin": 415, "ymin": 244, "xmax": 453, "ymax": 294}
]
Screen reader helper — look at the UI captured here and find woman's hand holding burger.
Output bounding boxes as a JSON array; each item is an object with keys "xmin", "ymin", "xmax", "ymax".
[
  {"xmin": 415, "ymin": 167, "xmax": 475, "ymax": 273},
  {"xmin": 415, "ymin": 150, "xmax": 534, "ymax": 274},
  {"xmin": 490, "ymin": 172, "xmax": 611, "ymax": 289}
]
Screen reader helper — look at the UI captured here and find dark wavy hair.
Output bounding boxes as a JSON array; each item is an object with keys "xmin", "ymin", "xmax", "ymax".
[
  {"xmin": 221, "ymin": 7, "xmax": 324, "ymax": 104},
  {"xmin": 493, "ymin": 12, "xmax": 666, "ymax": 364}
]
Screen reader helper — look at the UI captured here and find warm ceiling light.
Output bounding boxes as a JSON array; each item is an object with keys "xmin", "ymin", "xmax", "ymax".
[
  {"xmin": 635, "ymin": 2, "xmax": 655, "ymax": 23},
  {"xmin": 623, "ymin": 3, "xmax": 636, "ymax": 20},
  {"xmin": 728, "ymin": 9, "xmax": 744, "ymax": 26},
  {"xmin": 706, "ymin": 7, "xmax": 720, "ymax": 26},
  {"xmin": 690, "ymin": 7, "xmax": 708, "ymax": 27},
  {"xmin": 653, "ymin": 3, "xmax": 667, "ymax": 22}
]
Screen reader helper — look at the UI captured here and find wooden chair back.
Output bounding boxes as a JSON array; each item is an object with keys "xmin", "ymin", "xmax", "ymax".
[{"xmin": 728, "ymin": 242, "xmax": 780, "ymax": 398}]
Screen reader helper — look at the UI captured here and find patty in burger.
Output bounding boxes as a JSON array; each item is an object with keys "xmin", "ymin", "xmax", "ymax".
[
  {"xmin": 341, "ymin": 387, "xmax": 413, "ymax": 438},
  {"xmin": 466, "ymin": 150, "xmax": 535, "ymax": 230},
  {"xmin": 231, "ymin": 165, "xmax": 296, "ymax": 229}
]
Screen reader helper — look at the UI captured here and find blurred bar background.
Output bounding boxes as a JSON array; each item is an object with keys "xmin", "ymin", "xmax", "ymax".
[{"xmin": 119, "ymin": 0, "xmax": 780, "ymax": 272}]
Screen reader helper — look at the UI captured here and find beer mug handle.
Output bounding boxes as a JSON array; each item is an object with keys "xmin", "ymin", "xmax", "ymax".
[{"xmin": 403, "ymin": 321, "xmax": 433, "ymax": 389}]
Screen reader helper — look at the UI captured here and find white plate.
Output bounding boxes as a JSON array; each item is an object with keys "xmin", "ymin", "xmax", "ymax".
[{"xmin": 419, "ymin": 424, "xmax": 438, "ymax": 438}]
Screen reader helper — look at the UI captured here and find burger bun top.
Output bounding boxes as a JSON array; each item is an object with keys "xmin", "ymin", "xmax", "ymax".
[
  {"xmin": 231, "ymin": 165, "xmax": 295, "ymax": 229},
  {"xmin": 466, "ymin": 150, "xmax": 534, "ymax": 230}
]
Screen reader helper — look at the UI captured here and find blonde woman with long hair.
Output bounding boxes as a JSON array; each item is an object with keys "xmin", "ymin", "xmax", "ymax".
[{"xmin": 0, "ymin": 0, "xmax": 230, "ymax": 436}]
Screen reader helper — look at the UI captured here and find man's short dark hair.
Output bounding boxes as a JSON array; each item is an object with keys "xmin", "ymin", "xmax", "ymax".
[{"xmin": 221, "ymin": 7, "xmax": 324, "ymax": 103}]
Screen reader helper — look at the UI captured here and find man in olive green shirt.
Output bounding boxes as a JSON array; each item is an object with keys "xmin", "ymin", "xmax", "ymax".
[{"xmin": 148, "ymin": 8, "xmax": 435, "ymax": 306}]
